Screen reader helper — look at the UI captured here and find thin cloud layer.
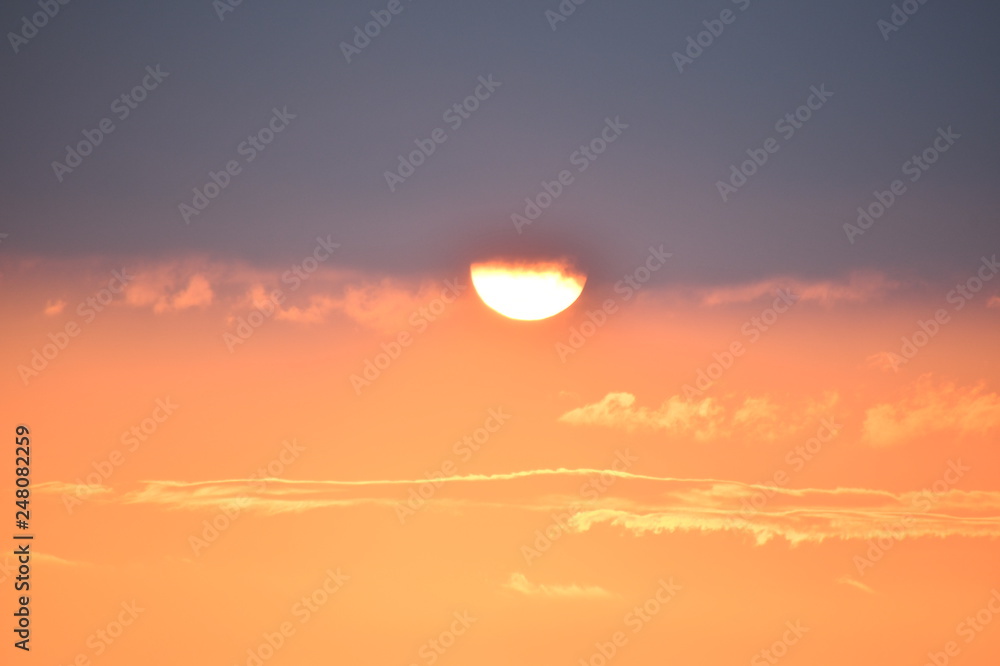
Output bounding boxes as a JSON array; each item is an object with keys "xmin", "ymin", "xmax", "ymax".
[
  {"xmin": 36, "ymin": 473, "xmax": 1000, "ymax": 546},
  {"xmin": 695, "ymin": 271, "xmax": 896, "ymax": 306}
]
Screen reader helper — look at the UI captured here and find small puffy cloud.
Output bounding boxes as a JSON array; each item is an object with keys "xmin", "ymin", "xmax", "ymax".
[
  {"xmin": 274, "ymin": 295, "xmax": 339, "ymax": 324},
  {"xmin": 503, "ymin": 573, "xmax": 612, "ymax": 599},
  {"xmin": 169, "ymin": 274, "xmax": 213, "ymax": 311},
  {"xmin": 43, "ymin": 299, "xmax": 67, "ymax": 316},
  {"xmin": 558, "ymin": 392, "xmax": 722, "ymax": 439},
  {"xmin": 862, "ymin": 376, "xmax": 1000, "ymax": 446},
  {"xmin": 126, "ymin": 270, "xmax": 213, "ymax": 313},
  {"xmin": 559, "ymin": 391, "xmax": 838, "ymax": 442},
  {"xmin": 337, "ymin": 277, "xmax": 463, "ymax": 332},
  {"xmin": 988, "ymin": 295, "xmax": 1000, "ymax": 309}
]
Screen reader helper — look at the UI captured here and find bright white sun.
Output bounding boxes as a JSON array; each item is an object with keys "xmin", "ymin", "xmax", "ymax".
[{"xmin": 470, "ymin": 260, "xmax": 586, "ymax": 321}]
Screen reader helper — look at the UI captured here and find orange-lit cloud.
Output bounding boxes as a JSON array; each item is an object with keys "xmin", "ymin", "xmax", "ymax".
[
  {"xmin": 861, "ymin": 376, "xmax": 1000, "ymax": 446},
  {"xmin": 43, "ymin": 298, "xmax": 67, "ymax": 315},
  {"xmin": 126, "ymin": 270, "xmax": 214, "ymax": 313},
  {"xmin": 503, "ymin": 573, "xmax": 612, "ymax": 598},
  {"xmin": 558, "ymin": 391, "xmax": 838, "ymax": 441},
  {"xmin": 837, "ymin": 576, "xmax": 876, "ymax": 594}
]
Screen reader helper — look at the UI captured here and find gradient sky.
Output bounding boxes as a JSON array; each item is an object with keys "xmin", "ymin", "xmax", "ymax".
[{"xmin": 3, "ymin": 1, "xmax": 1000, "ymax": 665}]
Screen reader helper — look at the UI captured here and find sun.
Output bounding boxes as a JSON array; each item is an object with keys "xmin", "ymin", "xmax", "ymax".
[{"xmin": 470, "ymin": 260, "xmax": 586, "ymax": 320}]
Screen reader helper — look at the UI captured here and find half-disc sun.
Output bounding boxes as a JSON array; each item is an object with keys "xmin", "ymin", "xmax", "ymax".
[{"xmin": 470, "ymin": 260, "xmax": 586, "ymax": 321}]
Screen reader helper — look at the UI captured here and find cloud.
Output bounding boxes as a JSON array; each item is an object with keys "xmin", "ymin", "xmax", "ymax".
[
  {"xmin": 568, "ymin": 484, "xmax": 1000, "ymax": 546},
  {"xmin": 125, "ymin": 270, "xmax": 213, "ymax": 313},
  {"xmin": 224, "ymin": 274, "xmax": 463, "ymax": 330},
  {"xmin": 837, "ymin": 576, "xmax": 875, "ymax": 594},
  {"xmin": 275, "ymin": 295, "xmax": 339, "ymax": 323},
  {"xmin": 43, "ymin": 299, "xmax": 67, "ymax": 316},
  {"xmin": 40, "ymin": 471, "xmax": 1000, "ymax": 547},
  {"xmin": 862, "ymin": 377, "xmax": 1000, "ymax": 446},
  {"xmin": 335, "ymin": 277, "xmax": 462, "ymax": 332},
  {"xmin": 988, "ymin": 296, "xmax": 1000, "ymax": 309},
  {"xmin": 558, "ymin": 392, "xmax": 723, "ymax": 439},
  {"xmin": 558, "ymin": 391, "xmax": 838, "ymax": 442},
  {"xmin": 503, "ymin": 573, "xmax": 612, "ymax": 599},
  {"xmin": 696, "ymin": 271, "xmax": 895, "ymax": 307},
  {"xmin": 34, "ymin": 481, "xmax": 114, "ymax": 498},
  {"xmin": 866, "ymin": 351, "xmax": 900, "ymax": 373}
]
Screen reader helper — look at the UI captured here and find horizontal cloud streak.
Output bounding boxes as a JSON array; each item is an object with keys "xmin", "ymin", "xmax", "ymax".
[{"xmin": 36, "ymin": 471, "xmax": 1000, "ymax": 545}]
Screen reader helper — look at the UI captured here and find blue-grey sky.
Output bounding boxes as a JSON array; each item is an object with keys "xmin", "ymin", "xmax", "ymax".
[{"xmin": 2, "ymin": 0, "xmax": 998, "ymax": 286}]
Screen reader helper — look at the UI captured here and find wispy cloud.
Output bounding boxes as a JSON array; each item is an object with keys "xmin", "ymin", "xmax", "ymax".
[
  {"xmin": 837, "ymin": 576, "xmax": 876, "ymax": 594},
  {"xmin": 695, "ymin": 271, "xmax": 895, "ymax": 307},
  {"xmin": 503, "ymin": 573, "xmax": 612, "ymax": 598}
]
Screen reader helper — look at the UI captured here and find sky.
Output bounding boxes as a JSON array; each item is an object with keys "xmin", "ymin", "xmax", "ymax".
[{"xmin": 2, "ymin": 0, "xmax": 1000, "ymax": 664}]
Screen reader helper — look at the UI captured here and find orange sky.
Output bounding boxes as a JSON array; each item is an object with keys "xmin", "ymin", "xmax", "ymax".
[{"xmin": 3, "ymin": 253, "xmax": 1000, "ymax": 666}]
